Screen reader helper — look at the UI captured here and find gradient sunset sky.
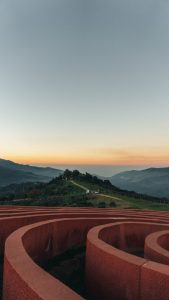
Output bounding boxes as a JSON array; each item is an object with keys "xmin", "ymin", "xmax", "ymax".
[{"xmin": 1, "ymin": 0, "xmax": 169, "ymax": 167}]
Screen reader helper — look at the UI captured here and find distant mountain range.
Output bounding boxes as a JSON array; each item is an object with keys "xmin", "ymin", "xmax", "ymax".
[
  {"xmin": 1, "ymin": 159, "xmax": 169, "ymax": 199},
  {"xmin": 109, "ymin": 167, "xmax": 169, "ymax": 198},
  {"xmin": 0, "ymin": 159, "xmax": 63, "ymax": 187}
]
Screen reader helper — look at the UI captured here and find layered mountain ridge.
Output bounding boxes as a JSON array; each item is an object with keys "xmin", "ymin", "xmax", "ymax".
[
  {"xmin": 0, "ymin": 158, "xmax": 63, "ymax": 187},
  {"xmin": 109, "ymin": 167, "xmax": 169, "ymax": 198}
]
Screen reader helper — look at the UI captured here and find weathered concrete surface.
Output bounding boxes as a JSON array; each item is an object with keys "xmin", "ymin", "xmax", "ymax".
[
  {"xmin": 0, "ymin": 207, "xmax": 169, "ymax": 299},
  {"xmin": 86, "ymin": 221, "xmax": 169, "ymax": 300},
  {"xmin": 145, "ymin": 230, "xmax": 169, "ymax": 265}
]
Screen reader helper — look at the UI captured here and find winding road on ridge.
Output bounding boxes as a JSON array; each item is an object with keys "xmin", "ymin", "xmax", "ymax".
[{"xmin": 70, "ymin": 180, "xmax": 123, "ymax": 201}]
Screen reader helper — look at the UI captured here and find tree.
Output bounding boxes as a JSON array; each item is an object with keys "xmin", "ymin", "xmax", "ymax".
[
  {"xmin": 63, "ymin": 169, "xmax": 72, "ymax": 180},
  {"xmin": 72, "ymin": 170, "xmax": 80, "ymax": 179}
]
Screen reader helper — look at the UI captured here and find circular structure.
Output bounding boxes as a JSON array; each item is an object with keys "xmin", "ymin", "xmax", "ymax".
[{"xmin": 0, "ymin": 206, "xmax": 169, "ymax": 299}]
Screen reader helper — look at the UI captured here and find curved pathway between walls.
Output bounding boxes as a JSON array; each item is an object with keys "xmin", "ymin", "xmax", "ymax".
[{"xmin": 0, "ymin": 206, "xmax": 169, "ymax": 299}]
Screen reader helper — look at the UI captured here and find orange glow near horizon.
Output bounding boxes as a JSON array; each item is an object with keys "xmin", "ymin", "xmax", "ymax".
[
  {"xmin": 4, "ymin": 147, "xmax": 169, "ymax": 167},
  {"xmin": 2, "ymin": 0, "xmax": 169, "ymax": 176}
]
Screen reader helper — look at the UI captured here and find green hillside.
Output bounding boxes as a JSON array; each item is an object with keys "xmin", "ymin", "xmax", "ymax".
[{"xmin": 1, "ymin": 169, "xmax": 169, "ymax": 211}]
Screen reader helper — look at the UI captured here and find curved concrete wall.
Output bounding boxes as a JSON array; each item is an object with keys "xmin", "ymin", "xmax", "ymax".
[
  {"xmin": 4, "ymin": 217, "xmax": 131, "ymax": 300},
  {"xmin": 145, "ymin": 230, "xmax": 169, "ymax": 265},
  {"xmin": 86, "ymin": 222, "xmax": 169, "ymax": 300},
  {"xmin": 0, "ymin": 207, "xmax": 169, "ymax": 299}
]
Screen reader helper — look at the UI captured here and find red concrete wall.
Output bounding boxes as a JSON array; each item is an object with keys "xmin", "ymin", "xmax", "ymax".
[
  {"xmin": 3, "ymin": 217, "xmax": 123, "ymax": 300},
  {"xmin": 141, "ymin": 261, "xmax": 169, "ymax": 300},
  {"xmin": 144, "ymin": 230, "xmax": 169, "ymax": 265},
  {"xmin": 86, "ymin": 231, "xmax": 145, "ymax": 299},
  {"xmin": 1, "ymin": 207, "xmax": 169, "ymax": 299},
  {"xmin": 86, "ymin": 222, "xmax": 169, "ymax": 300},
  {"xmin": 86, "ymin": 223, "xmax": 146, "ymax": 300}
]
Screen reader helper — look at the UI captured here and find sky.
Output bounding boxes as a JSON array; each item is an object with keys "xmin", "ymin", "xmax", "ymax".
[{"xmin": 1, "ymin": 0, "xmax": 169, "ymax": 168}]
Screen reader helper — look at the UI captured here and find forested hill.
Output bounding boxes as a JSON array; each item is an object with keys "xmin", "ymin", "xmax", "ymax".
[
  {"xmin": 0, "ymin": 158, "xmax": 63, "ymax": 187},
  {"xmin": 0, "ymin": 170, "xmax": 168, "ymax": 210}
]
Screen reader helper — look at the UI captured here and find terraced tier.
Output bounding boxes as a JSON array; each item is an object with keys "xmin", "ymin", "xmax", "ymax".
[{"xmin": 1, "ymin": 206, "xmax": 169, "ymax": 299}]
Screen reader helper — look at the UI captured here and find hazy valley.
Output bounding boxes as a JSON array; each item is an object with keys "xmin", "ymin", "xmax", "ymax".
[{"xmin": 109, "ymin": 167, "xmax": 169, "ymax": 198}]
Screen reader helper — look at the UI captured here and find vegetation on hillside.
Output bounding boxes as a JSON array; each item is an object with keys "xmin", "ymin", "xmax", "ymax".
[{"xmin": 0, "ymin": 169, "xmax": 169, "ymax": 210}]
